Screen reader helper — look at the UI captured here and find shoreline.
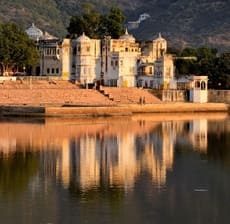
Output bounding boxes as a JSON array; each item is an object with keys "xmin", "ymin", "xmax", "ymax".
[{"xmin": 0, "ymin": 103, "xmax": 229, "ymax": 117}]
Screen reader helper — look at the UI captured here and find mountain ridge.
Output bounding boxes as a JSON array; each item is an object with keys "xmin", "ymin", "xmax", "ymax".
[{"xmin": 0, "ymin": 0, "xmax": 229, "ymax": 50}]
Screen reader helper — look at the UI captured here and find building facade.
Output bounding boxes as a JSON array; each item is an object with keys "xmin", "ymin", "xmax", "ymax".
[
  {"xmin": 74, "ymin": 34, "xmax": 101, "ymax": 85},
  {"xmin": 102, "ymin": 30, "xmax": 141, "ymax": 87},
  {"xmin": 26, "ymin": 24, "xmax": 175, "ymax": 88},
  {"xmin": 26, "ymin": 24, "xmax": 61, "ymax": 77}
]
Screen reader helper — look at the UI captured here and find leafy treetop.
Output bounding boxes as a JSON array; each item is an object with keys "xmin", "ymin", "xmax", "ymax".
[
  {"xmin": 67, "ymin": 4, "xmax": 125, "ymax": 39},
  {"xmin": 175, "ymin": 47, "xmax": 230, "ymax": 89},
  {"xmin": 0, "ymin": 23, "xmax": 39, "ymax": 76}
]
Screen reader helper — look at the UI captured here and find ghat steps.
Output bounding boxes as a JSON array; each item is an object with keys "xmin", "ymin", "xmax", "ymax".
[
  {"xmin": 0, "ymin": 80, "xmax": 114, "ymax": 106},
  {"xmin": 0, "ymin": 80, "xmax": 161, "ymax": 106},
  {"xmin": 100, "ymin": 87, "xmax": 161, "ymax": 104}
]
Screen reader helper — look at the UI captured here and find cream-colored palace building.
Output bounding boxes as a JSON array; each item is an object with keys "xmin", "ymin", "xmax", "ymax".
[{"xmin": 26, "ymin": 24, "xmax": 175, "ymax": 89}]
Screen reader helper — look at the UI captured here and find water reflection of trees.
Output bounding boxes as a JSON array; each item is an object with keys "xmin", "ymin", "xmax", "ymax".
[
  {"xmin": 0, "ymin": 149, "xmax": 39, "ymax": 197},
  {"xmin": 207, "ymin": 121, "xmax": 230, "ymax": 167}
]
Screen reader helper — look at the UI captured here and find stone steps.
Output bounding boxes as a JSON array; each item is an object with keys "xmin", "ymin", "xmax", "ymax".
[
  {"xmin": 0, "ymin": 89, "xmax": 115, "ymax": 106},
  {"xmin": 101, "ymin": 87, "xmax": 161, "ymax": 104},
  {"xmin": 0, "ymin": 80, "xmax": 79, "ymax": 89}
]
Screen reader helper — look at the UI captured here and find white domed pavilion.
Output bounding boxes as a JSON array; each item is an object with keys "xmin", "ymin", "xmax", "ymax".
[{"xmin": 25, "ymin": 23, "xmax": 43, "ymax": 41}]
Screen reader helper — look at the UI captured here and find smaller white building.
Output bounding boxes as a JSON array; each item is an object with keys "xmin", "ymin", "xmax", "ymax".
[
  {"xmin": 176, "ymin": 75, "xmax": 208, "ymax": 103},
  {"xmin": 189, "ymin": 76, "xmax": 208, "ymax": 103},
  {"xmin": 26, "ymin": 23, "xmax": 61, "ymax": 76}
]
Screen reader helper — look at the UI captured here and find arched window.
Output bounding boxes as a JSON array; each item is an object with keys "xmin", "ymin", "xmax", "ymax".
[
  {"xmin": 201, "ymin": 81, "xmax": 206, "ymax": 90},
  {"xmin": 195, "ymin": 81, "xmax": 200, "ymax": 89}
]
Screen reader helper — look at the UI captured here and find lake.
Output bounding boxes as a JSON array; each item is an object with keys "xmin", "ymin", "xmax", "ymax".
[{"xmin": 0, "ymin": 113, "xmax": 229, "ymax": 224}]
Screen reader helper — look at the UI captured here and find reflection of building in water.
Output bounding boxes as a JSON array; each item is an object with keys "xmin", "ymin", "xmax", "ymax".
[
  {"xmin": 49, "ymin": 121, "xmax": 177, "ymax": 190},
  {"xmin": 0, "ymin": 118, "xmax": 212, "ymax": 193},
  {"xmin": 0, "ymin": 138, "xmax": 16, "ymax": 156},
  {"xmin": 140, "ymin": 122, "xmax": 175, "ymax": 186},
  {"xmin": 56, "ymin": 135, "xmax": 100, "ymax": 191},
  {"xmin": 110, "ymin": 133, "xmax": 138, "ymax": 189},
  {"xmin": 188, "ymin": 119, "xmax": 208, "ymax": 152},
  {"xmin": 78, "ymin": 136, "xmax": 100, "ymax": 190},
  {"xmin": 56, "ymin": 139, "xmax": 70, "ymax": 188},
  {"xmin": 100, "ymin": 136, "xmax": 118, "ymax": 185},
  {"xmin": 161, "ymin": 122, "xmax": 175, "ymax": 170}
]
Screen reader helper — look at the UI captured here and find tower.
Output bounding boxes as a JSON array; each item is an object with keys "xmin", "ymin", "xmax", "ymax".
[
  {"xmin": 61, "ymin": 39, "xmax": 72, "ymax": 80},
  {"xmin": 152, "ymin": 33, "xmax": 167, "ymax": 61},
  {"xmin": 75, "ymin": 33, "xmax": 101, "ymax": 85}
]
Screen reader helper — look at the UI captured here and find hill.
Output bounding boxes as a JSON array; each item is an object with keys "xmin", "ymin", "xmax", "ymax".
[{"xmin": 0, "ymin": 0, "xmax": 229, "ymax": 50}]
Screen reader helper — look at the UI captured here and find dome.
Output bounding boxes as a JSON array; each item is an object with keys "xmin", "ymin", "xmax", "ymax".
[
  {"xmin": 25, "ymin": 23, "xmax": 43, "ymax": 41},
  {"xmin": 155, "ymin": 33, "xmax": 166, "ymax": 42},
  {"xmin": 119, "ymin": 29, "xmax": 136, "ymax": 42},
  {"xmin": 76, "ymin": 32, "xmax": 90, "ymax": 43}
]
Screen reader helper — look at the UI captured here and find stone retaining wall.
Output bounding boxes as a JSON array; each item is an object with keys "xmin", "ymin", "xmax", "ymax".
[
  {"xmin": 209, "ymin": 90, "xmax": 230, "ymax": 104},
  {"xmin": 162, "ymin": 90, "xmax": 188, "ymax": 102},
  {"xmin": 149, "ymin": 90, "xmax": 187, "ymax": 102},
  {"xmin": 151, "ymin": 90, "xmax": 230, "ymax": 104},
  {"xmin": 0, "ymin": 103, "xmax": 228, "ymax": 117}
]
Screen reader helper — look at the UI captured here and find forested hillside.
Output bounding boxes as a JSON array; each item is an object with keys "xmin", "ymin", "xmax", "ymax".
[{"xmin": 0, "ymin": 0, "xmax": 229, "ymax": 50}]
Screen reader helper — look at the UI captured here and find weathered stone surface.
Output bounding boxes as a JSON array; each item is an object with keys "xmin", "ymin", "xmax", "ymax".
[
  {"xmin": 101, "ymin": 87, "xmax": 161, "ymax": 104},
  {"xmin": 0, "ymin": 81, "xmax": 115, "ymax": 106},
  {"xmin": 209, "ymin": 90, "xmax": 230, "ymax": 104},
  {"xmin": 0, "ymin": 81, "xmax": 228, "ymax": 117}
]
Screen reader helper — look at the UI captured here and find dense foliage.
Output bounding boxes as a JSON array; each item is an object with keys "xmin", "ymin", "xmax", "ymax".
[
  {"xmin": 0, "ymin": 23, "xmax": 39, "ymax": 76},
  {"xmin": 0, "ymin": 0, "xmax": 65, "ymax": 36},
  {"xmin": 67, "ymin": 5, "xmax": 125, "ymax": 38},
  {"xmin": 174, "ymin": 47, "xmax": 230, "ymax": 89}
]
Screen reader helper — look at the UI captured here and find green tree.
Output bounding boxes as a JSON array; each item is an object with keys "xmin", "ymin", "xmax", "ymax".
[
  {"xmin": 0, "ymin": 151, "xmax": 38, "ymax": 198},
  {"xmin": 175, "ymin": 47, "xmax": 230, "ymax": 89},
  {"xmin": 0, "ymin": 23, "xmax": 39, "ymax": 76},
  {"xmin": 213, "ymin": 53, "xmax": 230, "ymax": 89},
  {"xmin": 67, "ymin": 5, "xmax": 125, "ymax": 39},
  {"xmin": 99, "ymin": 7, "xmax": 125, "ymax": 38},
  {"xmin": 180, "ymin": 47, "xmax": 197, "ymax": 57},
  {"xmin": 67, "ymin": 3, "xmax": 101, "ymax": 38}
]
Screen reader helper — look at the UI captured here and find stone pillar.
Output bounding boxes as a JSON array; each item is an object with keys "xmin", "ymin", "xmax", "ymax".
[{"xmin": 61, "ymin": 39, "xmax": 72, "ymax": 80}]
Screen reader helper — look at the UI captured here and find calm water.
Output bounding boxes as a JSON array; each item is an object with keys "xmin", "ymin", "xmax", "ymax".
[{"xmin": 0, "ymin": 114, "xmax": 230, "ymax": 224}]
